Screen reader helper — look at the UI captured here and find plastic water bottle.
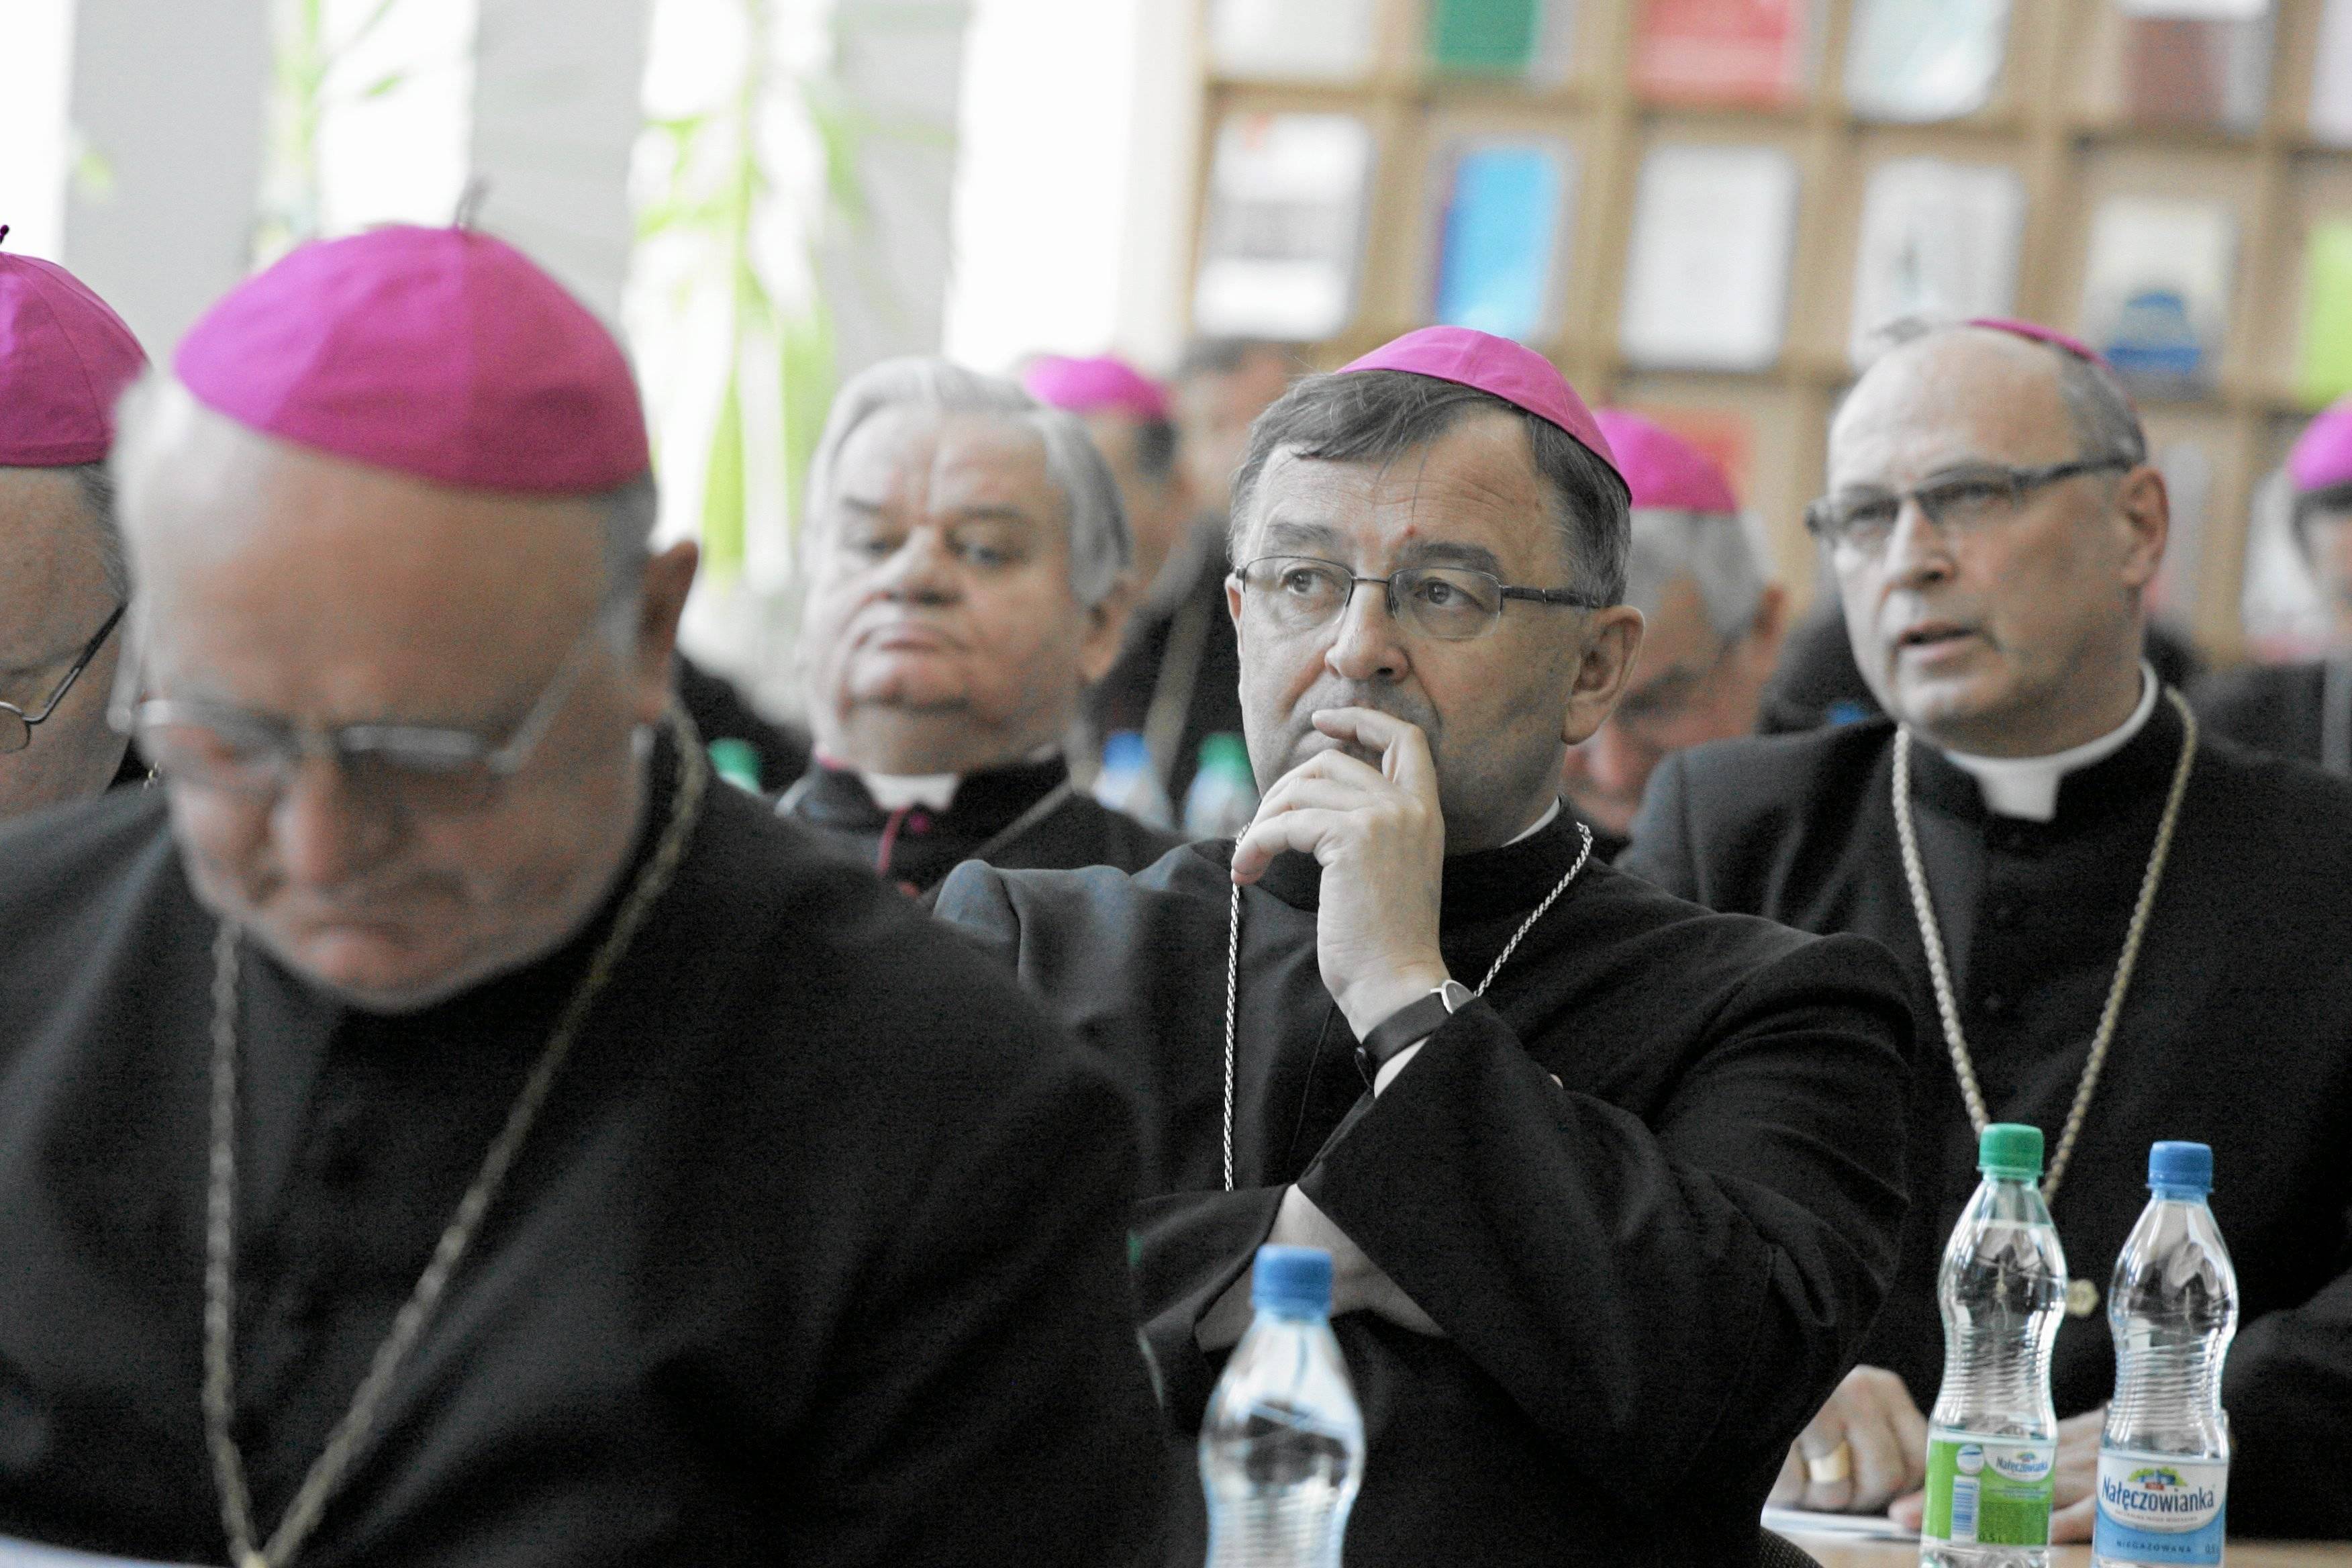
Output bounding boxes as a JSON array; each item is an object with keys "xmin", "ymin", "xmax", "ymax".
[
  {"xmin": 1921, "ymin": 1123, "xmax": 2069, "ymax": 1568},
  {"xmin": 1200, "ymin": 1246, "xmax": 1365, "ymax": 1568},
  {"xmin": 1094, "ymin": 730, "xmax": 1174, "ymax": 831},
  {"xmin": 2094, "ymin": 1142, "xmax": 2238, "ymax": 1568},
  {"xmin": 1185, "ymin": 733, "xmax": 1261, "ymax": 839},
  {"xmin": 707, "ymin": 738, "xmax": 763, "ymax": 793}
]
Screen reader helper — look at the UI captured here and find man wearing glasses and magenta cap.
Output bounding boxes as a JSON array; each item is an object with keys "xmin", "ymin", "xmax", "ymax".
[
  {"xmin": 0, "ymin": 230, "xmax": 145, "ymax": 816},
  {"xmin": 937, "ymin": 326, "xmax": 1916, "ymax": 1565},
  {"xmin": 0, "ymin": 224, "xmax": 1165, "ymax": 1567},
  {"xmin": 1625, "ymin": 317, "xmax": 2352, "ymax": 1540}
]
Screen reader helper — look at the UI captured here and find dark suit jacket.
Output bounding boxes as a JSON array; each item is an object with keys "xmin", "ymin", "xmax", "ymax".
[
  {"xmin": 1623, "ymin": 703, "xmax": 2352, "ymax": 1538},
  {"xmin": 2190, "ymin": 659, "xmax": 2341, "ymax": 771}
]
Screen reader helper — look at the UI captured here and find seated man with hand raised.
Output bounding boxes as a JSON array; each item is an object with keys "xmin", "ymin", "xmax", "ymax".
[{"xmin": 938, "ymin": 327, "xmax": 1916, "ymax": 1567}]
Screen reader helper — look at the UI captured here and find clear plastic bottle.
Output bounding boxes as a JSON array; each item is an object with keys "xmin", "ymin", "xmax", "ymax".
[
  {"xmin": 1185, "ymin": 733, "xmax": 1261, "ymax": 839},
  {"xmin": 1094, "ymin": 730, "xmax": 1174, "ymax": 832},
  {"xmin": 1200, "ymin": 1246, "xmax": 1366, "ymax": 1568},
  {"xmin": 1921, "ymin": 1123, "xmax": 2069, "ymax": 1568},
  {"xmin": 2094, "ymin": 1141, "xmax": 2237, "ymax": 1568}
]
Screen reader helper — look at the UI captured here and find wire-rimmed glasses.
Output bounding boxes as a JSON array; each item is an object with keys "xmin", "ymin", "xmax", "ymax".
[
  {"xmin": 0, "ymin": 603, "xmax": 126, "ymax": 753},
  {"xmin": 1804, "ymin": 457, "xmax": 2134, "ymax": 557},
  {"xmin": 1233, "ymin": 554, "xmax": 1607, "ymax": 642}
]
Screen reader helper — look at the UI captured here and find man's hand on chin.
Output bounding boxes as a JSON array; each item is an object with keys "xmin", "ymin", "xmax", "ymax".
[{"xmin": 1229, "ymin": 707, "xmax": 1451, "ymax": 1040}]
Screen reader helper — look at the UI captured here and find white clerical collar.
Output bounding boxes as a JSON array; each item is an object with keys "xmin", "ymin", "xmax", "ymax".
[
  {"xmin": 1508, "ymin": 797, "xmax": 1563, "ymax": 845},
  {"xmin": 852, "ymin": 743, "xmax": 1062, "ymax": 813},
  {"xmin": 1934, "ymin": 663, "xmax": 2159, "ymax": 823}
]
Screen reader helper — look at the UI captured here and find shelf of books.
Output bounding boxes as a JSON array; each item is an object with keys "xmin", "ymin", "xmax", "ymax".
[{"xmin": 1187, "ymin": 0, "xmax": 2352, "ymax": 660}]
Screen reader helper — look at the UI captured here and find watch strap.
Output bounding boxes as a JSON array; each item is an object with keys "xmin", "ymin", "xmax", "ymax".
[{"xmin": 1354, "ymin": 983, "xmax": 1469, "ymax": 1085}]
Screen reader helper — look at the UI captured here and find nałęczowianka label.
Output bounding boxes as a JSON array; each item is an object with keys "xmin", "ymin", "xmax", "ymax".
[
  {"xmin": 1922, "ymin": 1431, "xmax": 2056, "ymax": 1547},
  {"xmin": 2093, "ymin": 1449, "xmax": 2228, "ymax": 1565}
]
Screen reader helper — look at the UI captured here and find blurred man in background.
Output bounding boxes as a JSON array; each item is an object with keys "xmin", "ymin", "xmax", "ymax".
[
  {"xmin": 783, "ymin": 357, "xmax": 1179, "ymax": 900},
  {"xmin": 1626, "ymin": 317, "xmax": 2352, "ymax": 1542},
  {"xmin": 1171, "ymin": 337, "xmax": 1294, "ymax": 520},
  {"xmin": 1561, "ymin": 409, "xmax": 1785, "ymax": 858},
  {"xmin": 0, "ymin": 236, "xmax": 147, "ymax": 816},
  {"xmin": 2193, "ymin": 393, "xmax": 2352, "ymax": 773}
]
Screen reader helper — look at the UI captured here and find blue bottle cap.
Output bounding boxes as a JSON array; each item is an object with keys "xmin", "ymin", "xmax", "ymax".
[
  {"xmin": 2149, "ymin": 1140, "xmax": 2213, "ymax": 1195},
  {"xmin": 1251, "ymin": 1245, "xmax": 1333, "ymax": 1316},
  {"xmin": 1102, "ymin": 730, "xmax": 1150, "ymax": 773}
]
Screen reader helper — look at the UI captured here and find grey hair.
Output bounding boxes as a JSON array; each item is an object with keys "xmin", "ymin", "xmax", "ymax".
[
  {"xmin": 1624, "ymin": 508, "xmax": 1767, "ymax": 640},
  {"xmin": 63, "ymin": 462, "xmax": 131, "ymax": 601},
  {"xmin": 803, "ymin": 356, "xmax": 1132, "ymax": 607},
  {"xmin": 1227, "ymin": 369, "xmax": 1632, "ymax": 604},
  {"xmin": 1869, "ymin": 315, "xmax": 2149, "ymax": 468}
]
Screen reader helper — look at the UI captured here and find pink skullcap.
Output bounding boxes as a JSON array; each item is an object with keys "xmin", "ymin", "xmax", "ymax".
[
  {"xmin": 0, "ymin": 228, "xmax": 148, "ymax": 467},
  {"xmin": 175, "ymin": 224, "xmax": 648, "ymax": 495},
  {"xmin": 1966, "ymin": 316, "xmax": 2112, "ymax": 371},
  {"xmin": 1592, "ymin": 409, "xmax": 1738, "ymax": 516},
  {"xmin": 1023, "ymin": 354, "xmax": 1171, "ymax": 424},
  {"xmin": 1338, "ymin": 326, "xmax": 1622, "ymax": 489},
  {"xmin": 2288, "ymin": 394, "xmax": 2352, "ymax": 494}
]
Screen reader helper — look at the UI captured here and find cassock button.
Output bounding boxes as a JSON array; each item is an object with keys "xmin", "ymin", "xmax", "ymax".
[
  {"xmin": 2067, "ymin": 1278, "xmax": 2101, "ymax": 1318},
  {"xmin": 1990, "ymin": 899, "xmax": 2021, "ymax": 926},
  {"xmin": 1980, "ymin": 993, "xmax": 2011, "ymax": 1019},
  {"xmin": 906, "ymin": 811, "xmax": 931, "ymax": 834}
]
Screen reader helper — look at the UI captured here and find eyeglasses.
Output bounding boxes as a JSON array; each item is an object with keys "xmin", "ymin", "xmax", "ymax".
[
  {"xmin": 1804, "ymin": 457, "xmax": 2135, "ymax": 556},
  {"xmin": 112, "ymin": 616, "xmax": 612, "ymax": 815},
  {"xmin": 1233, "ymin": 555, "xmax": 1607, "ymax": 642},
  {"xmin": 0, "ymin": 604, "xmax": 126, "ymax": 753}
]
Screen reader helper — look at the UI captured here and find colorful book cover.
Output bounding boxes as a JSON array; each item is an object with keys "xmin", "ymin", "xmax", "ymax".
[
  {"xmin": 1618, "ymin": 143, "xmax": 1800, "ymax": 371},
  {"xmin": 1207, "ymin": 0, "xmax": 1379, "ymax": 82},
  {"xmin": 1191, "ymin": 112, "xmax": 1375, "ymax": 343},
  {"xmin": 1429, "ymin": 0, "xmax": 1542, "ymax": 75},
  {"xmin": 2115, "ymin": 1, "xmax": 2271, "ymax": 133},
  {"xmin": 1432, "ymin": 142, "xmax": 1575, "ymax": 342},
  {"xmin": 2298, "ymin": 220, "xmax": 2352, "ymax": 406},
  {"xmin": 1632, "ymin": 0, "xmax": 1812, "ymax": 108},
  {"xmin": 1843, "ymin": 0, "xmax": 2009, "ymax": 122},
  {"xmin": 1849, "ymin": 158, "xmax": 2025, "ymax": 367},
  {"xmin": 2080, "ymin": 195, "xmax": 2237, "ymax": 397}
]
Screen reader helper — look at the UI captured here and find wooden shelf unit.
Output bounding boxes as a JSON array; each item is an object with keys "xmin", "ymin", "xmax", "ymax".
[{"xmin": 1185, "ymin": 0, "xmax": 2352, "ymax": 658}]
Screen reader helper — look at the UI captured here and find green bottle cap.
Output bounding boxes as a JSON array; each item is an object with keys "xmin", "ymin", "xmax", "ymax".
[
  {"xmin": 1977, "ymin": 1122, "xmax": 2045, "ymax": 1180},
  {"xmin": 707, "ymin": 738, "xmax": 762, "ymax": 793},
  {"xmin": 1199, "ymin": 732, "xmax": 1252, "ymax": 777}
]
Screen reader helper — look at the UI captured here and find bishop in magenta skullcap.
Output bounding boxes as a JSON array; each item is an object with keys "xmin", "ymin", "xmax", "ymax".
[
  {"xmin": 174, "ymin": 224, "xmax": 648, "ymax": 496},
  {"xmin": 1338, "ymin": 326, "xmax": 1624, "ymax": 493},
  {"xmin": 0, "ymin": 227, "xmax": 148, "ymax": 468},
  {"xmin": 1022, "ymin": 354, "xmax": 1171, "ymax": 424},
  {"xmin": 1966, "ymin": 315, "xmax": 2112, "ymax": 371},
  {"xmin": 2288, "ymin": 393, "xmax": 2352, "ymax": 495},
  {"xmin": 1591, "ymin": 409, "xmax": 1739, "ymax": 517}
]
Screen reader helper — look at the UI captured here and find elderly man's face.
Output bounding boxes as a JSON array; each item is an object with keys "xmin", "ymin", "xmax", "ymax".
[
  {"xmin": 122, "ymin": 406, "xmax": 689, "ymax": 1012},
  {"xmin": 1228, "ymin": 409, "xmax": 1643, "ymax": 852},
  {"xmin": 0, "ymin": 469, "xmax": 129, "ymax": 818},
  {"xmin": 1562, "ymin": 573, "xmax": 1784, "ymax": 837},
  {"xmin": 797, "ymin": 406, "xmax": 1125, "ymax": 776},
  {"xmin": 1080, "ymin": 411, "xmax": 1195, "ymax": 593},
  {"xmin": 1827, "ymin": 332, "xmax": 2165, "ymax": 757}
]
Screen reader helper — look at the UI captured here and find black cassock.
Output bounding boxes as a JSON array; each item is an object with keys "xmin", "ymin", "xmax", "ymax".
[
  {"xmin": 780, "ymin": 754, "xmax": 1181, "ymax": 903},
  {"xmin": 935, "ymin": 816, "xmax": 1916, "ymax": 1568},
  {"xmin": 0, "ymin": 742, "xmax": 1166, "ymax": 1567},
  {"xmin": 1624, "ymin": 698, "xmax": 2352, "ymax": 1538},
  {"xmin": 2190, "ymin": 657, "xmax": 2352, "ymax": 776}
]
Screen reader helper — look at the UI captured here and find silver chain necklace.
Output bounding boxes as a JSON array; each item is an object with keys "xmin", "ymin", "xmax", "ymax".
[
  {"xmin": 1890, "ymin": 689, "xmax": 2196, "ymax": 1216},
  {"xmin": 203, "ymin": 712, "xmax": 709, "ymax": 1568},
  {"xmin": 1219, "ymin": 820, "xmax": 1594, "ymax": 1191}
]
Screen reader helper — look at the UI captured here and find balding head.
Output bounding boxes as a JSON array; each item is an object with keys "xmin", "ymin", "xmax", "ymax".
[
  {"xmin": 108, "ymin": 375, "xmax": 697, "ymax": 1012},
  {"xmin": 1821, "ymin": 323, "xmax": 2167, "ymax": 756}
]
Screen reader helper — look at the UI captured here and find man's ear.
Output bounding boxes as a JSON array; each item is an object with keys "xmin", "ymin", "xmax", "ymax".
[
  {"xmin": 630, "ymin": 538, "xmax": 699, "ymax": 725},
  {"xmin": 1561, "ymin": 604, "xmax": 1646, "ymax": 748},
  {"xmin": 1738, "ymin": 583, "xmax": 1790, "ymax": 675},
  {"xmin": 1077, "ymin": 575, "xmax": 1138, "ymax": 685},
  {"xmin": 2114, "ymin": 464, "xmax": 2171, "ymax": 591}
]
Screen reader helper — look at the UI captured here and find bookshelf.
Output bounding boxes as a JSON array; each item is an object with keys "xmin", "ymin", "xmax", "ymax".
[{"xmin": 1183, "ymin": 0, "xmax": 2352, "ymax": 660}]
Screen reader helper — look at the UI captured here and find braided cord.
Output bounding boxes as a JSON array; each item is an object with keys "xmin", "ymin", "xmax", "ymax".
[{"xmin": 1892, "ymin": 690, "xmax": 2198, "ymax": 1204}]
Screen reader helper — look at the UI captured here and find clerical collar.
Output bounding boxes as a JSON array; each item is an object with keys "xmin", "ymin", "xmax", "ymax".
[
  {"xmin": 1934, "ymin": 662, "xmax": 2158, "ymax": 823},
  {"xmin": 1509, "ymin": 798, "xmax": 1562, "ymax": 845},
  {"xmin": 1241, "ymin": 797, "xmax": 1585, "ymax": 919},
  {"xmin": 807, "ymin": 744, "xmax": 1061, "ymax": 814}
]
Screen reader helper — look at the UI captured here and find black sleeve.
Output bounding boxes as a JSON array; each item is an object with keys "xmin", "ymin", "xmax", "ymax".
[
  {"xmin": 1616, "ymin": 748, "xmax": 1702, "ymax": 901},
  {"xmin": 2221, "ymin": 1216, "xmax": 2352, "ymax": 1538},
  {"xmin": 1296, "ymin": 933, "xmax": 1913, "ymax": 1516},
  {"xmin": 789, "ymin": 1042, "xmax": 1171, "ymax": 1566}
]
